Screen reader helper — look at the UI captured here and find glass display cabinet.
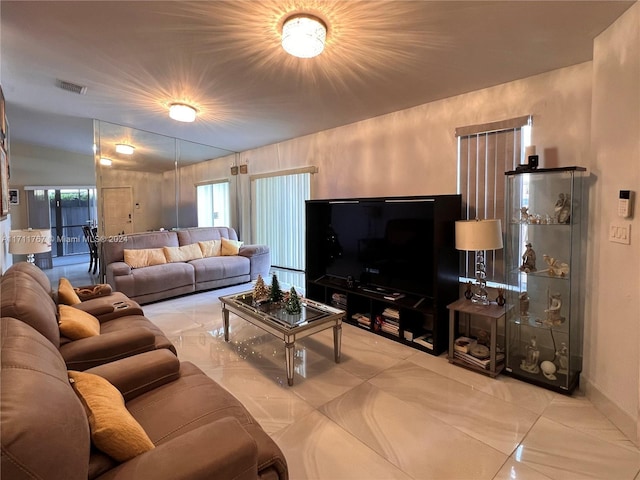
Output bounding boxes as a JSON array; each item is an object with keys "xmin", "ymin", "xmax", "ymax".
[{"xmin": 504, "ymin": 166, "xmax": 586, "ymax": 393}]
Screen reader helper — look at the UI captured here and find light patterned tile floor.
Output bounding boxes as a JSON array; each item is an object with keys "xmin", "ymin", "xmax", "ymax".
[{"xmin": 49, "ymin": 262, "xmax": 640, "ymax": 480}]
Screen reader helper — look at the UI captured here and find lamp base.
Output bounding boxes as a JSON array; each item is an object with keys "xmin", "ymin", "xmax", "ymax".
[
  {"xmin": 472, "ymin": 251, "xmax": 490, "ymax": 305},
  {"xmin": 26, "ymin": 253, "xmax": 36, "ymax": 264},
  {"xmin": 471, "ymin": 291, "xmax": 490, "ymax": 305}
]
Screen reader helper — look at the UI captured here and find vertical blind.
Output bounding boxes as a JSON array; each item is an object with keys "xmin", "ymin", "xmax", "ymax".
[
  {"xmin": 456, "ymin": 115, "xmax": 531, "ymax": 283},
  {"xmin": 252, "ymin": 169, "xmax": 313, "ymax": 271}
]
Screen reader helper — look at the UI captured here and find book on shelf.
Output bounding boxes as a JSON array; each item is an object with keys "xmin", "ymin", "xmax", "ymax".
[
  {"xmin": 413, "ymin": 334, "xmax": 433, "ymax": 350},
  {"xmin": 352, "ymin": 313, "xmax": 371, "ymax": 328},
  {"xmin": 453, "ymin": 336, "xmax": 477, "ymax": 354},
  {"xmin": 382, "ymin": 307, "xmax": 400, "ymax": 318},
  {"xmin": 383, "ymin": 292, "xmax": 405, "ymax": 301},
  {"xmin": 453, "ymin": 350, "xmax": 504, "ymax": 369}
]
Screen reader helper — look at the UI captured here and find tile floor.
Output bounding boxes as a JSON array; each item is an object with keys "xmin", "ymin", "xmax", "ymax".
[{"xmin": 48, "ymin": 261, "xmax": 640, "ymax": 480}]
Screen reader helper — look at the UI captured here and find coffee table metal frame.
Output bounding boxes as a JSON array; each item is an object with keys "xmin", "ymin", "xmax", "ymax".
[{"xmin": 219, "ymin": 291, "xmax": 344, "ymax": 386}]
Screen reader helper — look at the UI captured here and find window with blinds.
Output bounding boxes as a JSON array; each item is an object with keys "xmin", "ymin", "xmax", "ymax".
[
  {"xmin": 251, "ymin": 168, "xmax": 315, "ymax": 272},
  {"xmin": 196, "ymin": 181, "xmax": 230, "ymax": 228},
  {"xmin": 456, "ymin": 115, "xmax": 531, "ymax": 284}
]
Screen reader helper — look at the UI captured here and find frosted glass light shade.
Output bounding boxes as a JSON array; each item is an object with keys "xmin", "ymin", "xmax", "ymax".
[
  {"xmin": 282, "ymin": 14, "xmax": 327, "ymax": 59},
  {"xmin": 169, "ymin": 103, "xmax": 197, "ymax": 122},
  {"xmin": 99, "ymin": 157, "xmax": 112, "ymax": 166},
  {"xmin": 455, "ymin": 219, "xmax": 503, "ymax": 251},
  {"xmin": 115, "ymin": 143, "xmax": 135, "ymax": 155}
]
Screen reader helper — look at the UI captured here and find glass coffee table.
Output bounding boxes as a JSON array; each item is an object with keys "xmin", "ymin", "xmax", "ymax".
[{"xmin": 219, "ymin": 291, "xmax": 344, "ymax": 386}]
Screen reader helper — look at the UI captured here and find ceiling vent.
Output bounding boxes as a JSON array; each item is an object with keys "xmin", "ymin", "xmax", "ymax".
[{"xmin": 56, "ymin": 79, "xmax": 87, "ymax": 95}]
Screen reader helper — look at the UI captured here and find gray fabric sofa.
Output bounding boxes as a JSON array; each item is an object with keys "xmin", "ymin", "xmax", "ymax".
[{"xmin": 102, "ymin": 227, "xmax": 270, "ymax": 305}]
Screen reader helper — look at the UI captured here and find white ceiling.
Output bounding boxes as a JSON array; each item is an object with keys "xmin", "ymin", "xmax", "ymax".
[{"xmin": 1, "ymin": 1, "xmax": 634, "ymax": 160}]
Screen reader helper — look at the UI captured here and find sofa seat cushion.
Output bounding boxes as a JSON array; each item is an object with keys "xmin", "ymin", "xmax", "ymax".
[
  {"xmin": 125, "ymin": 361, "xmax": 287, "ymax": 478},
  {"xmin": 189, "ymin": 256, "xmax": 250, "ymax": 284},
  {"xmin": 128, "ymin": 263, "xmax": 194, "ymax": 297},
  {"xmin": 99, "ymin": 315, "xmax": 177, "ymax": 355}
]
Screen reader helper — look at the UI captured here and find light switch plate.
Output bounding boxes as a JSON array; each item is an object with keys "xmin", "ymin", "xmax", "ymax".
[{"xmin": 609, "ymin": 222, "xmax": 632, "ymax": 244}]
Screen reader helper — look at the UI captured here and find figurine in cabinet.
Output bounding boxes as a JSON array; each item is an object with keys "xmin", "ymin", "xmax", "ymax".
[
  {"xmin": 520, "ymin": 243, "xmax": 537, "ymax": 272},
  {"xmin": 519, "ymin": 291, "xmax": 530, "ymax": 318},
  {"xmin": 544, "ymin": 292, "xmax": 565, "ymax": 326},
  {"xmin": 542, "ymin": 254, "xmax": 569, "ymax": 277},
  {"xmin": 554, "ymin": 193, "xmax": 571, "ymax": 224},
  {"xmin": 521, "ymin": 336, "xmax": 540, "ymax": 373},
  {"xmin": 556, "ymin": 343, "xmax": 569, "ymax": 375}
]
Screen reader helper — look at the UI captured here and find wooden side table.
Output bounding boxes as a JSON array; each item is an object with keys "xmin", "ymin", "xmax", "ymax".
[{"xmin": 447, "ymin": 298, "xmax": 510, "ymax": 377}]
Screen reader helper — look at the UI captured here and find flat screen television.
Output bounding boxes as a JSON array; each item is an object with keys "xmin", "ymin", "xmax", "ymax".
[{"xmin": 306, "ymin": 197, "xmax": 437, "ymax": 297}]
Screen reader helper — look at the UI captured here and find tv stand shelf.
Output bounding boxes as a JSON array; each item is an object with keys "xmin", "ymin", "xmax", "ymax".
[{"xmin": 305, "ymin": 195, "xmax": 461, "ymax": 356}]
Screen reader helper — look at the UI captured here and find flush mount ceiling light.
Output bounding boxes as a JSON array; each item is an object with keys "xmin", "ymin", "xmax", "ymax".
[
  {"xmin": 281, "ymin": 14, "xmax": 327, "ymax": 59},
  {"xmin": 115, "ymin": 143, "xmax": 135, "ymax": 155},
  {"xmin": 99, "ymin": 157, "xmax": 112, "ymax": 166},
  {"xmin": 169, "ymin": 103, "xmax": 197, "ymax": 122}
]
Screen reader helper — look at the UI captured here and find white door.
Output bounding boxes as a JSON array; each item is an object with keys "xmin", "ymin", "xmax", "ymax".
[{"xmin": 101, "ymin": 187, "xmax": 133, "ymax": 236}]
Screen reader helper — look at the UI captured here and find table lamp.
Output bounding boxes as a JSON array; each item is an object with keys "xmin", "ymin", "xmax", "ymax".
[
  {"xmin": 8, "ymin": 229, "xmax": 52, "ymax": 264},
  {"xmin": 455, "ymin": 219, "xmax": 503, "ymax": 305}
]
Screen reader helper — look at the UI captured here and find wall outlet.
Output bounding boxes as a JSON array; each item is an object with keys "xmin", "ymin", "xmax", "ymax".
[{"xmin": 609, "ymin": 222, "xmax": 631, "ymax": 245}]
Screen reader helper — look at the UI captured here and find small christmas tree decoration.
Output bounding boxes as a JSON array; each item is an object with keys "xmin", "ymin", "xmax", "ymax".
[
  {"xmin": 284, "ymin": 287, "xmax": 302, "ymax": 315},
  {"xmin": 253, "ymin": 274, "xmax": 269, "ymax": 302},
  {"xmin": 269, "ymin": 274, "xmax": 283, "ymax": 303}
]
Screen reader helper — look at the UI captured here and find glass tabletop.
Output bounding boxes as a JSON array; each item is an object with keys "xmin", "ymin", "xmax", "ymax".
[{"xmin": 220, "ymin": 291, "xmax": 341, "ymax": 329}]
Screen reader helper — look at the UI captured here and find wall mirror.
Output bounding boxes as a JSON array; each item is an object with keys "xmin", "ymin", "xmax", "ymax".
[{"xmin": 94, "ymin": 120, "xmax": 236, "ymax": 236}]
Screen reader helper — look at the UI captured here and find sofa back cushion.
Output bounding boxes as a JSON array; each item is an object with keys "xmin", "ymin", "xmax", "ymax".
[
  {"xmin": 0, "ymin": 271, "xmax": 61, "ymax": 347},
  {"xmin": 102, "ymin": 231, "xmax": 179, "ymax": 266},
  {"xmin": 3, "ymin": 261, "xmax": 53, "ymax": 294},
  {"xmin": 177, "ymin": 227, "xmax": 239, "ymax": 246},
  {"xmin": 163, "ymin": 243, "xmax": 203, "ymax": 263},
  {"xmin": 1, "ymin": 317, "xmax": 91, "ymax": 480}
]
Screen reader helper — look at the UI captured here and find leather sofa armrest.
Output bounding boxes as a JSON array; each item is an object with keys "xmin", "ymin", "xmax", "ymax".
[
  {"xmin": 108, "ymin": 261, "xmax": 132, "ymax": 276},
  {"xmin": 95, "ymin": 418, "xmax": 258, "ymax": 480},
  {"xmin": 74, "ymin": 283, "xmax": 113, "ymax": 300},
  {"xmin": 72, "ymin": 299, "xmax": 144, "ymax": 322},
  {"xmin": 60, "ymin": 327, "xmax": 156, "ymax": 371},
  {"xmin": 86, "ymin": 349, "xmax": 180, "ymax": 402}
]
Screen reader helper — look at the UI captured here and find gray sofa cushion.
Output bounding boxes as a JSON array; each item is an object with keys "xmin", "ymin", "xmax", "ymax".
[
  {"xmin": 176, "ymin": 227, "xmax": 238, "ymax": 245},
  {"xmin": 189, "ymin": 256, "xmax": 250, "ymax": 284}
]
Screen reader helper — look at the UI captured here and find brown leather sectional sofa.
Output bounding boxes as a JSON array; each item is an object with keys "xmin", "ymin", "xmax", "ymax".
[{"xmin": 0, "ymin": 262, "xmax": 288, "ymax": 479}]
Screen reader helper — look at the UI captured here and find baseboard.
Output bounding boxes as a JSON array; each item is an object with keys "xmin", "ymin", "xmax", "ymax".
[{"xmin": 584, "ymin": 378, "xmax": 639, "ymax": 448}]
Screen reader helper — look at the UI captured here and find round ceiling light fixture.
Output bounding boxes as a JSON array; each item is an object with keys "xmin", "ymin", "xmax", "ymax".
[
  {"xmin": 115, "ymin": 143, "xmax": 135, "ymax": 155},
  {"xmin": 281, "ymin": 14, "xmax": 327, "ymax": 59},
  {"xmin": 169, "ymin": 103, "xmax": 198, "ymax": 122}
]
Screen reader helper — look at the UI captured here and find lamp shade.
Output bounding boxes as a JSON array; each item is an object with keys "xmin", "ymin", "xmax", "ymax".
[
  {"xmin": 8, "ymin": 229, "xmax": 52, "ymax": 255},
  {"xmin": 455, "ymin": 219, "xmax": 503, "ymax": 251},
  {"xmin": 282, "ymin": 14, "xmax": 327, "ymax": 58}
]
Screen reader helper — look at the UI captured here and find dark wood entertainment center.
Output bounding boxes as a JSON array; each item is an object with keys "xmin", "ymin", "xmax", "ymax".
[{"xmin": 305, "ymin": 194, "xmax": 461, "ymax": 355}]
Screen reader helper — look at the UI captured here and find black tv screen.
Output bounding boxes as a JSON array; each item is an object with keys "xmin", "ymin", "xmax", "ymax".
[{"xmin": 317, "ymin": 198, "xmax": 435, "ymax": 296}]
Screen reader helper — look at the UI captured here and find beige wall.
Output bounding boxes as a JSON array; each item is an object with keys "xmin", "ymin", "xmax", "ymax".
[
  {"xmin": 182, "ymin": 12, "xmax": 638, "ymax": 441},
  {"xmin": 587, "ymin": 2, "xmax": 639, "ymax": 444}
]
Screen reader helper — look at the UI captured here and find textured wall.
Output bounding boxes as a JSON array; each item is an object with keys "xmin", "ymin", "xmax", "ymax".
[{"xmin": 588, "ymin": 1, "xmax": 639, "ymax": 444}]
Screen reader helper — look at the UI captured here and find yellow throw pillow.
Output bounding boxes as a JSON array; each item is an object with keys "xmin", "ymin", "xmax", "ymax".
[
  {"xmin": 58, "ymin": 304, "xmax": 100, "ymax": 340},
  {"xmin": 68, "ymin": 371, "xmax": 155, "ymax": 462},
  {"xmin": 163, "ymin": 243, "xmax": 203, "ymax": 263},
  {"xmin": 221, "ymin": 238, "xmax": 243, "ymax": 256},
  {"xmin": 198, "ymin": 239, "xmax": 221, "ymax": 257},
  {"xmin": 124, "ymin": 248, "xmax": 167, "ymax": 269},
  {"xmin": 58, "ymin": 277, "xmax": 81, "ymax": 305}
]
